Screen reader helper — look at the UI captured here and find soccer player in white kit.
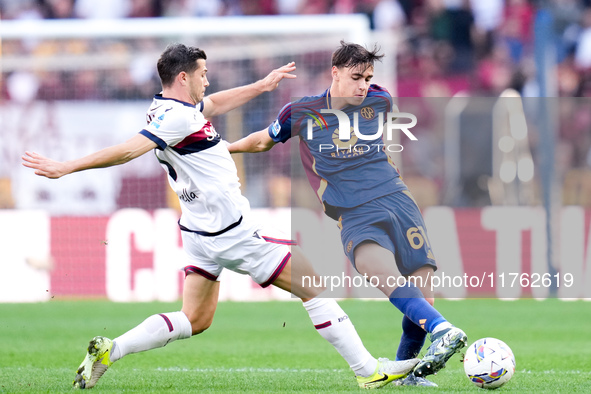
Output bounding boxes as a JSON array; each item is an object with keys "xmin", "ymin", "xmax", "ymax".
[{"xmin": 22, "ymin": 43, "xmax": 417, "ymax": 390}]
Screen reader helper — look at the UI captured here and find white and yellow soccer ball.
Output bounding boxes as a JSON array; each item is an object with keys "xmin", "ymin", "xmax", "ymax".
[{"xmin": 463, "ymin": 337, "xmax": 516, "ymax": 389}]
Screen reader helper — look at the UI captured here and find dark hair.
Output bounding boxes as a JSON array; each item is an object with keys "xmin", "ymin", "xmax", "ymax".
[
  {"xmin": 331, "ymin": 40, "xmax": 384, "ymax": 71},
  {"xmin": 157, "ymin": 43, "xmax": 207, "ymax": 87}
]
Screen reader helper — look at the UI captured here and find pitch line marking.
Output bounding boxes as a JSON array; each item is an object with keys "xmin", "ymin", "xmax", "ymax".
[
  {"xmin": 154, "ymin": 367, "xmax": 591, "ymax": 375},
  {"xmin": 154, "ymin": 367, "xmax": 348, "ymax": 373}
]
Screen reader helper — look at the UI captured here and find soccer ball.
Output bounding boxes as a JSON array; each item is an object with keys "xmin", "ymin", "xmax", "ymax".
[{"xmin": 463, "ymin": 337, "xmax": 515, "ymax": 389}]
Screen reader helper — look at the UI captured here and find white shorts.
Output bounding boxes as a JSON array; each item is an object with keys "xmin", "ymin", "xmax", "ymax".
[{"xmin": 180, "ymin": 215, "xmax": 294, "ymax": 287}]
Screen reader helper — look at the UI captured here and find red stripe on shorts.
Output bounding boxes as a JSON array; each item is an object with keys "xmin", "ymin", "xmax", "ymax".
[
  {"xmin": 262, "ymin": 236, "xmax": 297, "ymax": 245},
  {"xmin": 260, "ymin": 252, "xmax": 291, "ymax": 288},
  {"xmin": 183, "ymin": 265, "xmax": 218, "ymax": 281}
]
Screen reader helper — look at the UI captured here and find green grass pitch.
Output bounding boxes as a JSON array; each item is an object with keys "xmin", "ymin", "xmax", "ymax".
[{"xmin": 0, "ymin": 298, "xmax": 589, "ymax": 393}]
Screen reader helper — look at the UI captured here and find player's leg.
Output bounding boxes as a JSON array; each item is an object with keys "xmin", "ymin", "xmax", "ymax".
[
  {"xmin": 351, "ymin": 243, "xmax": 428, "ymax": 365},
  {"xmin": 395, "ymin": 191, "xmax": 467, "ymax": 378},
  {"xmin": 354, "ymin": 241, "xmax": 449, "ymax": 337},
  {"xmin": 271, "ymin": 246, "xmax": 418, "ymax": 389},
  {"xmin": 226, "ymin": 218, "xmax": 417, "ymax": 388},
  {"xmin": 396, "ymin": 266, "xmax": 433, "ymax": 360},
  {"xmin": 73, "ymin": 273, "xmax": 219, "ymax": 389},
  {"xmin": 395, "ymin": 267, "xmax": 437, "ymax": 386},
  {"xmin": 354, "ymin": 242, "xmax": 465, "ymax": 381},
  {"xmin": 401, "ymin": 265, "xmax": 466, "ymax": 379},
  {"xmin": 181, "ymin": 272, "xmax": 220, "ymax": 335},
  {"xmin": 268, "ymin": 244, "xmax": 322, "ymax": 299},
  {"xmin": 351, "ymin": 192, "xmax": 466, "ymax": 379},
  {"xmin": 110, "ymin": 273, "xmax": 219, "ymax": 359}
]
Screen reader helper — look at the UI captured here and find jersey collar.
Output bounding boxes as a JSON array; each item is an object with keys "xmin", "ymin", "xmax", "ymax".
[
  {"xmin": 325, "ymin": 88, "xmax": 360, "ymax": 111},
  {"xmin": 154, "ymin": 93, "xmax": 198, "ymax": 108}
]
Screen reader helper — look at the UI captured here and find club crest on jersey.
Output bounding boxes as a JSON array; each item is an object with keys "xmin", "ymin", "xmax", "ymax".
[{"xmin": 360, "ymin": 106, "xmax": 375, "ymax": 120}]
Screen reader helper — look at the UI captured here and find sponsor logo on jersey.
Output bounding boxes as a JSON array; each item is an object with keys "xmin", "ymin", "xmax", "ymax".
[
  {"xmin": 202, "ymin": 122, "xmax": 219, "ymax": 141},
  {"xmin": 332, "ymin": 127, "xmax": 358, "ymax": 149},
  {"xmin": 179, "ymin": 188, "xmax": 197, "ymax": 202}
]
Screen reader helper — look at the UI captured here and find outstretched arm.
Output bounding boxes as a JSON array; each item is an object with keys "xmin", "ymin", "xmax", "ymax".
[
  {"xmin": 22, "ymin": 134, "xmax": 157, "ymax": 179},
  {"xmin": 202, "ymin": 62, "xmax": 296, "ymax": 118},
  {"xmin": 227, "ymin": 129, "xmax": 276, "ymax": 153}
]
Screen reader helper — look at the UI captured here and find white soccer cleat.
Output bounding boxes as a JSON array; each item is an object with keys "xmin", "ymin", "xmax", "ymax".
[
  {"xmin": 73, "ymin": 336, "xmax": 114, "ymax": 389},
  {"xmin": 395, "ymin": 372, "xmax": 438, "ymax": 387},
  {"xmin": 414, "ymin": 326, "xmax": 467, "ymax": 378},
  {"xmin": 356, "ymin": 357, "xmax": 419, "ymax": 389}
]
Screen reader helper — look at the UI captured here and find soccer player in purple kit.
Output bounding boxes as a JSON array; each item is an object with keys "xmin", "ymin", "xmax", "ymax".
[
  {"xmin": 229, "ymin": 41, "xmax": 467, "ymax": 387},
  {"xmin": 22, "ymin": 43, "xmax": 418, "ymax": 390}
]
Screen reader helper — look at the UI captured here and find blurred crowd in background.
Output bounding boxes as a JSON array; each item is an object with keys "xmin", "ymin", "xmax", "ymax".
[
  {"xmin": 5, "ymin": 0, "xmax": 591, "ymax": 99},
  {"xmin": 2, "ymin": 0, "xmax": 591, "ymax": 210}
]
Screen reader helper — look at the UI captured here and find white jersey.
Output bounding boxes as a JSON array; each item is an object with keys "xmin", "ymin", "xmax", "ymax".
[{"xmin": 140, "ymin": 94, "xmax": 250, "ymax": 233}]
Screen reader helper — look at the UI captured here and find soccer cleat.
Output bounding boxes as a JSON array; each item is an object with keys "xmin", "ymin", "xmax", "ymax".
[
  {"xmin": 395, "ymin": 372, "xmax": 438, "ymax": 387},
  {"xmin": 414, "ymin": 326, "xmax": 467, "ymax": 378},
  {"xmin": 356, "ymin": 357, "xmax": 419, "ymax": 389},
  {"xmin": 73, "ymin": 336, "xmax": 114, "ymax": 389}
]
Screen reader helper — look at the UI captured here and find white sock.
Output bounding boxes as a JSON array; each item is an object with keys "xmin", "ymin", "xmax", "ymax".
[
  {"xmin": 110, "ymin": 311, "xmax": 192, "ymax": 362},
  {"xmin": 431, "ymin": 321, "xmax": 453, "ymax": 335},
  {"xmin": 303, "ymin": 297, "xmax": 377, "ymax": 377}
]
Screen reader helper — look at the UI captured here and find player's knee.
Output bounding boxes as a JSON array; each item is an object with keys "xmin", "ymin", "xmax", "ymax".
[
  {"xmin": 186, "ymin": 313, "xmax": 214, "ymax": 335},
  {"xmin": 190, "ymin": 319, "xmax": 212, "ymax": 335},
  {"xmin": 191, "ymin": 323, "xmax": 211, "ymax": 335}
]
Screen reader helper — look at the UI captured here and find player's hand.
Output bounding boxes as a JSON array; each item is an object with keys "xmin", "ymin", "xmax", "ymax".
[
  {"xmin": 22, "ymin": 151, "xmax": 69, "ymax": 179},
  {"xmin": 259, "ymin": 62, "xmax": 296, "ymax": 92}
]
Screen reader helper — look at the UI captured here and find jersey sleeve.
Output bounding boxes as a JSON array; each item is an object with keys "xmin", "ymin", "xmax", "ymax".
[
  {"xmin": 368, "ymin": 84, "xmax": 394, "ymax": 113},
  {"xmin": 141, "ymin": 107, "xmax": 206, "ymax": 150},
  {"xmin": 267, "ymin": 102, "xmax": 293, "ymax": 144}
]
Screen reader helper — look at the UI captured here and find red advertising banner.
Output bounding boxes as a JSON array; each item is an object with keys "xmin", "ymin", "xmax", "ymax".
[{"xmin": 1, "ymin": 207, "xmax": 589, "ymax": 302}]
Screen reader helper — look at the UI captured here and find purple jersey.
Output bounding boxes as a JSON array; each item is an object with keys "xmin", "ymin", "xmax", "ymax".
[{"xmin": 268, "ymin": 85, "xmax": 407, "ymax": 219}]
